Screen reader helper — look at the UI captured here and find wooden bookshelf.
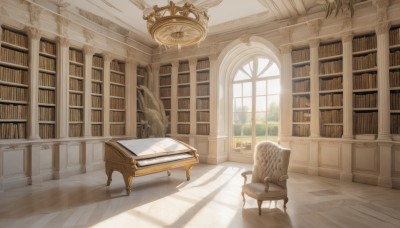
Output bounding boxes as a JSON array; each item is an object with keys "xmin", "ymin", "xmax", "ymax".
[
  {"xmin": 390, "ymin": 26, "xmax": 400, "ymax": 135},
  {"xmin": 196, "ymin": 58, "xmax": 210, "ymax": 135},
  {"xmin": 39, "ymin": 39, "xmax": 57, "ymax": 139},
  {"xmin": 319, "ymin": 41, "xmax": 343, "ymax": 138},
  {"xmin": 0, "ymin": 27, "xmax": 28, "ymax": 139},
  {"xmin": 159, "ymin": 64, "xmax": 172, "ymax": 134},
  {"xmin": 292, "ymin": 47, "xmax": 311, "ymax": 137},
  {"xmin": 69, "ymin": 48, "xmax": 84, "ymax": 137},
  {"xmin": 352, "ymin": 33, "xmax": 378, "ymax": 135},
  {"xmin": 136, "ymin": 66, "xmax": 147, "ymax": 138},
  {"xmin": 177, "ymin": 61, "xmax": 190, "ymax": 134},
  {"xmin": 110, "ymin": 60, "xmax": 126, "ymax": 136},
  {"xmin": 91, "ymin": 55, "xmax": 103, "ymax": 137}
]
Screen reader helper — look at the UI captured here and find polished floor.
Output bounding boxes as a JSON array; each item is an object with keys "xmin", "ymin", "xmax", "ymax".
[{"xmin": 0, "ymin": 162, "xmax": 400, "ymax": 228}]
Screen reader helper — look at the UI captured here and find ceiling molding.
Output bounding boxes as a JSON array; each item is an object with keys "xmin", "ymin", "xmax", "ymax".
[
  {"xmin": 257, "ymin": 0, "xmax": 307, "ymax": 19},
  {"xmin": 78, "ymin": 8, "xmax": 130, "ymax": 36}
]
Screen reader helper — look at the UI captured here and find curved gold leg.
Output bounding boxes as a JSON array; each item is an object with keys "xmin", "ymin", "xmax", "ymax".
[
  {"xmin": 257, "ymin": 200, "xmax": 263, "ymax": 216},
  {"xmin": 185, "ymin": 165, "xmax": 193, "ymax": 181},
  {"xmin": 284, "ymin": 197, "xmax": 289, "ymax": 208},
  {"xmin": 106, "ymin": 168, "xmax": 113, "ymax": 186},
  {"xmin": 241, "ymin": 191, "xmax": 246, "ymax": 207},
  {"xmin": 123, "ymin": 174, "xmax": 133, "ymax": 196},
  {"xmin": 167, "ymin": 170, "xmax": 171, "ymax": 176}
]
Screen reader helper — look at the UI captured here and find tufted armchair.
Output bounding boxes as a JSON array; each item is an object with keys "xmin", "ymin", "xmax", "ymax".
[{"xmin": 241, "ymin": 141, "xmax": 291, "ymax": 215}]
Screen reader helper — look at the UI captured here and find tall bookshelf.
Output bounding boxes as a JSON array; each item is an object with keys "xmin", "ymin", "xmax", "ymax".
[
  {"xmin": 38, "ymin": 39, "xmax": 57, "ymax": 139},
  {"xmin": 389, "ymin": 26, "xmax": 400, "ymax": 137},
  {"xmin": 177, "ymin": 61, "xmax": 190, "ymax": 134},
  {"xmin": 0, "ymin": 27, "xmax": 29, "ymax": 139},
  {"xmin": 291, "ymin": 47, "xmax": 311, "ymax": 137},
  {"xmin": 136, "ymin": 66, "xmax": 147, "ymax": 138},
  {"xmin": 68, "ymin": 48, "xmax": 84, "ymax": 137},
  {"xmin": 91, "ymin": 55, "xmax": 103, "ymax": 137},
  {"xmin": 196, "ymin": 58, "xmax": 210, "ymax": 135},
  {"xmin": 318, "ymin": 41, "xmax": 343, "ymax": 138},
  {"xmin": 352, "ymin": 33, "xmax": 378, "ymax": 136},
  {"xmin": 110, "ymin": 60, "xmax": 126, "ymax": 136},
  {"xmin": 159, "ymin": 64, "xmax": 172, "ymax": 134}
]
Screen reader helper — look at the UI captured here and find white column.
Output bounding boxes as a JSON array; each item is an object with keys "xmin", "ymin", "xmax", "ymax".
[
  {"xmin": 170, "ymin": 61, "xmax": 179, "ymax": 135},
  {"xmin": 189, "ymin": 58, "xmax": 197, "ymax": 144},
  {"xmin": 340, "ymin": 142, "xmax": 353, "ymax": 182},
  {"xmin": 375, "ymin": 22, "xmax": 391, "ymax": 141},
  {"xmin": 56, "ymin": 37, "xmax": 70, "ymax": 138},
  {"xmin": 378, "ymin": 142, "xmax": 393, "ymax": 187},
  {"xmin": 309, "ymin": 39, "xmax": 320, "ymax": 138},
  {"xmin": 27, "ymin": 27, "xmax": 41, "ymax": 140},
  {"xmin": 125, "ymin": 49, "xmax": 138, "ymax": 137},
  {"xmin": 103, "ymin": 53, "xmax": 112, "ymax": 137},
  {"xmin": 342, "ymin": 32, "xmax": 353, "ymax": 139},
  {"xmin": 83, "ymin": 45, "xmax": 94, "ymax": 137},
  {"xmin": 279, "ymin": 45, "xmax": 292, "ymax": 141}
]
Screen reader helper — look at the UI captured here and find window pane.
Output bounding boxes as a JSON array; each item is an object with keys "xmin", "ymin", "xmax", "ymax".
[
  {"xmin": 234, "ymin": 98, "xmax": 242, "ymax": 112},
  {"xmin": 264, "ymin": 63, "xmax": 280, "ymax": 77},
  {"xmin": 256, "ymin": 96, "xmax": 266, "ymax": 112},
  {"xmin": 256, "ymin": 80, "xmax": 266, "ymax": 96},
  {"xmin": 267, "ymin": 95, "xmax": 279, "ymax": 122},
  {"xmin": 243, "ymin": 61, "xmax": 253, "ymax": 76},
  {"xmin": 243, "ymin": 97, "xmax": 252, "ymax": 112},
  {"xmin": 234, "ymin": 70, "xmax": 250, "ymax": 81},
  {"xmin": 243, "ymin": 82, "xmax": 252, "ymax": 97},
  {"xmin": 256, "ymin": 112, "xmax": 267, "ymax": 122},
  {"xmin": 233, "ymin": 83, "xmax": 242, "ymax": 97},
  {"xmin": 267, "ymin": 78, "xmax": 280, "ymax": 95},
  {"xmin": 257, "ymin": 58, "xmax": 269, "ymax": 76}
]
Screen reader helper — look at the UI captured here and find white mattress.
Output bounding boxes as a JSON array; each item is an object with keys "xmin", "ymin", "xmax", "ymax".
[{"xmin": 117, "ymin": 138, "xmax": 191, "ymax": 156}]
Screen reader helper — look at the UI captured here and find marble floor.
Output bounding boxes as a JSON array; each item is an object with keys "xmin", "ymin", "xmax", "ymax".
[{"xmin": 0, "ymin": 162, "xmax": 400, "ymax": 228}]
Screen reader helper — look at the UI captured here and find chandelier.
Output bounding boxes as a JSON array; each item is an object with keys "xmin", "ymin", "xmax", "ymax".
[{"xmin": 143, "ymin": 1, "xmax": 209, "ymax": 49}]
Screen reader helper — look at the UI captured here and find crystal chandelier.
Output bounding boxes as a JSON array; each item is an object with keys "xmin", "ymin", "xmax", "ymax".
[{"xmin": 143, "ymin": 1, "xmax": 209, "ymax": 49}]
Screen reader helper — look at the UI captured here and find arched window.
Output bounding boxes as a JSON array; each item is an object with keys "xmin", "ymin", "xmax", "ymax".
[{"xmin": 232, "ymin": 56, "xmax": 280, "ymax": 154}]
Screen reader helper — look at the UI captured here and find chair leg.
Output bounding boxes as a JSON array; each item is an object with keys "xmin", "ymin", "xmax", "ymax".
[
  {"xmin": 284, "ymin": 197, "xmax": 289, "ymax": 208},
  {"xmin": 257, "ymin": 200, "xmax": 263, "ymax": 215},
  {"xmin": 241, "ymin": 191, "xmax": 246, "ymax": 207},
  {"xmin": 167, "ymin": 170, "xmax": 171, "ymax": 176}
]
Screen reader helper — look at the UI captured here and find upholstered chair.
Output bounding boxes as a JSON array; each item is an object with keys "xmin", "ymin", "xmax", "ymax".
[{"xmin": 241, "ymin": 141, "xmax": 291, "ymax": 215}]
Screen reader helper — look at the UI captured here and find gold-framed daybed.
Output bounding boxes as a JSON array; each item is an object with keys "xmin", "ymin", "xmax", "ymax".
[{"xmin": 105, "ymin": 137, "xmax": 199, "ymax": 195}]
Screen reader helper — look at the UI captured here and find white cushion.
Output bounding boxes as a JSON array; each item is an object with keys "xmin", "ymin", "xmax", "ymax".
[{"xmin": 242, "ymin": 182, "xmax": 287, "ymax": 201}]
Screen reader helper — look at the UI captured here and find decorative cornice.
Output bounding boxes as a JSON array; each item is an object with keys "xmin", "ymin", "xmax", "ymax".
[
  {"xmin": 78, "ymin": 8, "xmax": 129, "ymax": 36},
  {"xmin": 279, "ymin": 27, "xmax": 292, "ymax": 44},
  {"xmin": 151, "ymin": 63, "xmax": 160, "ymax": 71},
  {"xmin": 57, "ymin": 36, "xmax": 70, "ymax": 47},
  {"xmin": 127, "ymin": 48, "xmax": 135, "ymax": 59},
  {"xmin": 306, "ymin": 19, "xmax": 321, "ymax": 37},
  {"xmin": 372, "ymin": 0, "xmax": 390, "ymax": 22},
  {"xmin": 102, "ymin": 52, "xmax": 113, "ymax": 62},
  {"xmin": 208, "ymin": 54, "xmax": 218, "ymax": 62},
  {"xmin": 375, "ymin": 22, "xmax": 391, "ymax": 35},
  {"xmin": 29, "ymin": 3, "xmax": 42, "ymax": 27},
  {"xmin": 342, "ymin": 32, "xmax": 353, "ymax": 43},
  {"xmin": 279, "ymin": 45, "xmax": 292, "ymax": 55},
  {"xmin": 309, "ymin": 39, "xmax": 320, "ymax": 48},
  {"xmin": 239, "ymin": 34, "xmax": 251, "ymax": 46},
  {"xmin": 83, "ymin": 45, "xmax": 95, "ymax": 56},
  {"xmin": 26, "ymin": 26, "xmax": 41, "ymax": 40},
  {"xmin": 56, "ymin": 15, "xmax": 69, "ymax": 37},
  {"xmin": 171, "ymin": 61, "xmax": 179, "ymax": 69},
  {"xmin": 83, "ymin": 29, "xmax": 95, "ymax": 44}
]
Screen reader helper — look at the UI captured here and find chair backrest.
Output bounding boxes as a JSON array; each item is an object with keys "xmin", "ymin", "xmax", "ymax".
[{"xmin": 251, "ymin": 141, "xmax": 291, "ymax": 188}]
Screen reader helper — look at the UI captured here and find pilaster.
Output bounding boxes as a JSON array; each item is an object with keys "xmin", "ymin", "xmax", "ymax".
[
  {"xmin": 83, "ymin": 45, "xmax": 94, "ymax": 137},
  {"xmin": 152, "ymin": 63, "xmax": 160, "ymax": 98},
  {"xmin": 126, "ymin": 49, "xmax": 138, "ymax": 137},
  {"xmin": 189, "ymin": 57, "xmax": 197, "ymax": 145},
  {"xmin": 28, "ymin": 144, "xmax": 42, "ymax": 184},
  {"xmin": 54, "ymin": 142, "xmax": 68, "ymax": 179},
  {"xmin": 57, "ymin": 37, "xmax": 70, "ymax": 138},
  {"xmin": 309, "ymin": 39, "xmax": 320, "ymax": 138},
  {"xmin": 279, "ymin": 45, "xmax": 292, "ymax": 139},
  {"xmin": 103, "ymin": 53, "xmax": 112, "ymax": 137},
  {"xmin": 340, "ymin": 142, "xmax": 353, "ymax": 182},
  {"xmin": 209, "ymin": 54, "xmax": 218, "ymax": 137},
  {"xmin": 170, "ymin": 61, "xmax": 179, "ymax": 135},
  {"xmin": 378, "ymin": 142, "xmax": 392, "ymax": 188},
  {"xmin": 342, "ymin": 32, "xmax": 353, "ymax": 139},
  {"xmin": 308, "ymin": 139, "xmax": 319, "ymax": 176}
]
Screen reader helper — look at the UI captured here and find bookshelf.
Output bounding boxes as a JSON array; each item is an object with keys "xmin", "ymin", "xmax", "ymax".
[
  {"xmin": 0, "ymin": 27, "xmax": 29, "ymax": 139},
  {"xmin": 39, "ymin": 39, "xmax": 57, "ymax": 139},
  {"xmin": 291, "ymin": 47, "xmax": 311, "ymax": 137},
  {"xmin": 159, "ymin": 64, "xmax": 172, "ymax": 134},
  {"xmin": 136, "ymin": 66, "xmax": 147, "ymax": 138},
  {"xmin": 69, "ymin": 48, "xmax": 84, "ymax": 137},
  {"xmin": 390, "ymin": 26, "xmax": 400, "ymax": 136},
  {"xmin": 177, "ymin": 61, "xmax": 190, "ymax": 134},
  {"xmin": 318, "ymin": 41, "xmax": 343, "ymax": 138},
  {"xmin": 110, "ymin": 60, "xmax": 126, "ymax": 136},
  {"xmin": 196, "ymin": 58, "xmax": 210, "ymax": 135},
  {"xmin": 352, "ymin": 33, "xmax": 378, "ymax": 135},
  {"xmin": 91, "ymin": 55, "xmax": 103, "ymax": 137}
]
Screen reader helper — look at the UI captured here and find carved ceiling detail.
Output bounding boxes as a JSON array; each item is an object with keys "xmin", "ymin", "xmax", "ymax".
[
  {"xmin": 257, "ymin": 0, "xmax": 307, "ymax": 19},
  {"xmin": 78, "ymin": 8, "xmax": 129, "ymax": 36}
]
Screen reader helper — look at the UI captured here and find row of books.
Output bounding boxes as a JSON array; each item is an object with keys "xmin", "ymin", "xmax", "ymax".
[
  {"xmin": 196, "ymin": 123, "xmax": 210, "ymax": 135},
  {"xmin": 292, "ymin": 65, "xmax": 310, "ymax": 78},
  {"xmin": 0, "ymin": 66, "xmax": 28, "ymax": 84},
  {"xmin": 353, "ymin": 52, "xmax": 376, "ymax": 70},
  {"xmin": 353, "ymin": 111, "xmax": 378, "ymax": 134},
  {"xmin": 1, "ymin": 28, "xmax": 28, "ymax": 48},
  {"xmin": 70, "ymin": 78, "xmax": 83, "ymax": 91},
  {"xmin": 39, "ymin": 124, "xmax": 55, "ymax": 139},
  {"xmin": 160, "ymin": 75, "xmax": 171, "ymax": 86},
  {"xmin": 319, "ymin": 93, "xmax": 343, "ymax": 107},
  {"xmin": 353, "ymin": 73, "xmax": 377, "ymax": 90},
  {"xmin": 178, "ymin": 111, "xmax": 190, "ymax": 122},
  {"xmin": 92, "ymin": 96, "xmax": 102, "ymax": 108},
  {"xmin": 292, "ymin": 124, "xmax": 310, "ymax": 137},
  {"xmin": 178, "ymin": 124, "xmax": 190, "ymax": 134},
  {"xmin": 389, "ymin": 50, "xmax": 400, "ymax": 66},
  {"xmin": 160, "ymin": 65, "xmax": 172, "ymax": 75},
  {"xmin": 92, "ymin": 82, "xmax": 102, "ymax": 94},
  {"xmin": 197, "ymin": 59, "xmax": 210, "ymax": 70},
  {"xmin": 137, "ymin": 67, "xmax": 147, "ymax": 76},
  {"xmin": 39, "ymin": 72, "xmax": 56, "ymax": 87},
  {"xmin": 353, "ymin": 35, "xmax": 377, "ymax": 52},
  {"xmin": 0, "ymin": 103, "xmax": 27, "ymax": 119},
  {"xmin": 69, "ymin": 108, "xmax": 83, "ymax": 121},
  {"xmin": 69, "ymin": 49, "xmax": 83, "ymax": 63},
  {"xmin": 319, "ymin": 60, "xmax": 343, "ymax": 75},
  {"xmin": 161, "ymin": 99, "xmax": 171, "ymax": 109},
  {"xmin": 110, "ymin": 111, "xmax": 125, "ymax": 122},
  {"xmin": 136, "ymin": 112, "xmax": 144, "ymax": 122},
  {"xmin": 320, "ymin": 76, "xmax": 342, "ymax": 91},
  {"xmin": 179, "ymin": 62, "xmax": 189, "ymax": 72},
  {"xmin": 160, "ymin": 87, "xmax": 171, "ymax": 97},
  {"xmin": 320, "ymin": 109, "xmax": 343, "ymax": 123},
  {"xmin": 293, "ymin": 95, "xmax": 310, "ymax": 108},
  {"xmin": 197, "ymin": 98, "xmax": 209, "ymax": 109},
  {"xmin": 92, "ymin": 69, "xmax": 102, "ymax": 81},
  {"xmin": 91, "ymin": 110, "xmax": 102, "ymax": 122},
  {"xmin": 390, "ymin": 92, "xmax": 400, "ymax": 110},
  {"xmin": 353, "ymin": 93, "xmax": 377, "ymax": 108},
  {"xmin": 389, "ymin": 27, "xmax": 400, "ymax": 46},
  {"xmin": 178, "ymin": 86, "xmax": 190, "ymax": 97},
  {"xmin": 39, "ymin": 107, "xmax": 55, "ymax": 121},
  {"xmin": 321, "ymin": 125, "xmax": 343, "ymax": 138},
  {"xmin": 92, "ymin": 124, "xmax": 102, "ymax": 137},
  {"xmin": 390, "ymin": 71, "xmax": 400, "ymax": 87},
  {"xmin": 292, "ymin": 48, "xmax": 310, "ymax": 63},
  {"xmin": 197, "ymin": 111, "xmax": 210, "ymax": 122},
  {"xmin": 34, "ymin": 91, "xmax": 52, "ymax": 108},
  {"xmin": 137, "ymin": 76, "xmax": 146, "ymax": 86},
  {"xmin": 197, "ymin": 72, "xmax": 209, "ymax": 82},
  {"xmin": 293, "ymin": 110, "xmax": 310, "ymax": 122},
  {"xmin": 93, "ymin": 56, "xmax": 103, "ymax": 68},
  {"xmin": 178, "ymin": 73, "xmax": 190, "ymax": 84},
  {"xmin": 69, "ymin": 123, "xmax": 83, "ymax": 137},
  {"xmin": 0, "ymin": 85, "xmax": 28, "ymax": 101},
  {"xmin": 111, "ymin": 73, "xmax": 125, "ymax": 84},
  {"xmin": 197, "ymin": 84, "xmax": 209, "ymax": 96},
  {"xmin": 70, "ymin": 94, "xmax": 83, "ymax": 106},
  {"xmin": 110, "ymin": 124, "xmax": 125, "ymax": 136},
  {"xmin": 293, "ymin": 79, "xmax": 310, "ymax": 93},
  {"xmin": 178, "ymin": 98, "xmax": 190, "ymax": 109},
  {"xmin": 319, "ymin": 42, "xmax": 342, "ymax": 58},
  {"xmin": 110, "ymin": 61, "xmax": 125, "ymax": 73},
  {"xmin": 390, "ymin": 114, "xmax": 400, "ymax": 134},
  {"xmin": 69, "ymin": 64, "xmax": 83, "ymax": 77},
  {"xmin": 40, "ymin": 41, "xmax": 56, "ymax": 56},
  {"xmin": 0, "ymin": 123, "xmax": 26, "ymax": 139},
  {"xmin": 1, "ymin": 47, "xmax": 28, "ymax": 66},
  {"xmin": 110, "ymin": 98, "xmax": 125, "ymax": 109},
  {"xmin": 110, "ymin": 85, "xmax": 125, "ymax": 97}
]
